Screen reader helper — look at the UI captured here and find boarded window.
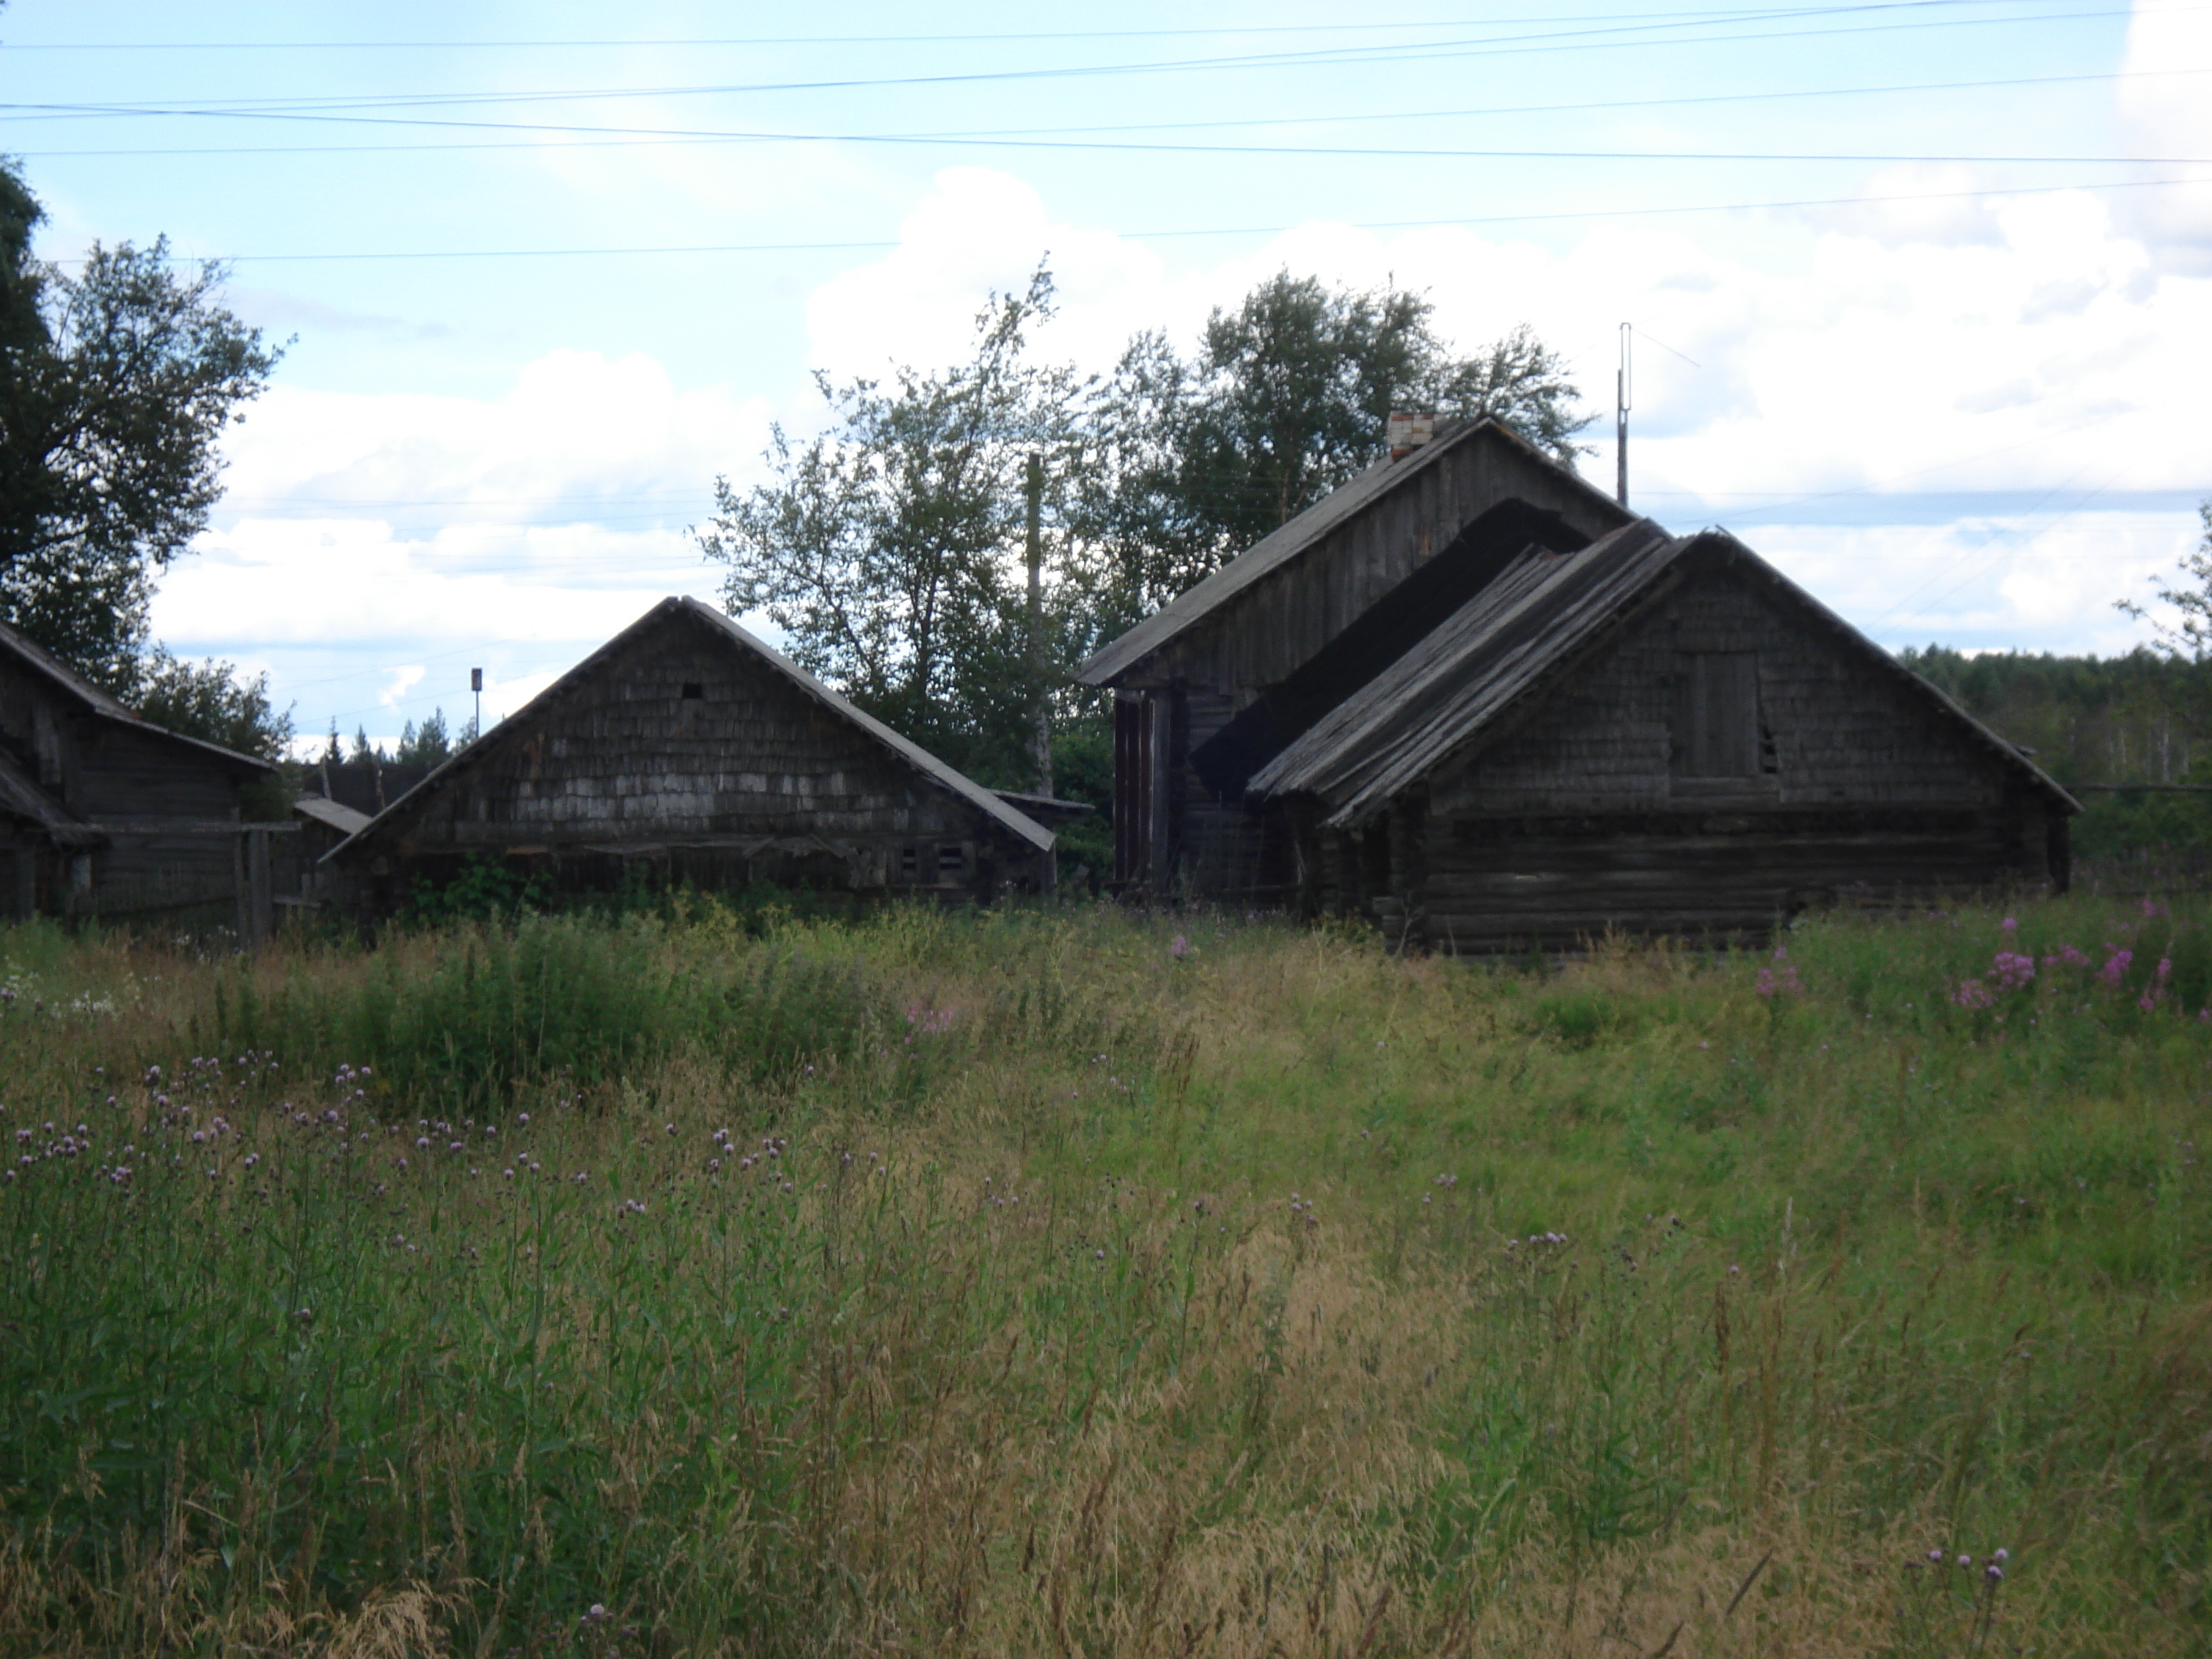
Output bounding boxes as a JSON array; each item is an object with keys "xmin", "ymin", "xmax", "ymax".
[
  {"xmin": 1679, "ymin": 652, "xmax": 1761, "ymax": 776},
  {"xmin": 680, "ymin": 681, "xmax": 704, "ymax": 700}
]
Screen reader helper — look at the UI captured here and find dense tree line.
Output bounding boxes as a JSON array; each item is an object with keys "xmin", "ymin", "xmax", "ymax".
[{"xmin": 1901, "ymin": 645, "xmax": 2212, "ymax": 786}]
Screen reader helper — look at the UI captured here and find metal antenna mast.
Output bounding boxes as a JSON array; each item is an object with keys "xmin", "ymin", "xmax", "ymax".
[{"xmin": 1616, "ymin": 322, "xmax": 1632, "ymax": 509}]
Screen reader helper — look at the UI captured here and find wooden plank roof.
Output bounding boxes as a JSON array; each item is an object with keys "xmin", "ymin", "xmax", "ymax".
[
  {"xmin": 1076, "ymin": 416, "xmax": 1628, "ymax": 689},
  {"xmin": 0, "ymin": 617, "xmax": 273, "ymax": 777},
  {"xmin": 331, "ymin": 596, "xmax": 1054, "ymax": 859},
  {"xmin": 1249, "ymin": 524, "xmax": 2081, "ymax": 830},
  {"xmin": 293, "ymin": 795, "xmax": 372, "ymax": 837},
  {"xmin": 0, "ymin": 750, "xmax": 105, "ymax": 848}
]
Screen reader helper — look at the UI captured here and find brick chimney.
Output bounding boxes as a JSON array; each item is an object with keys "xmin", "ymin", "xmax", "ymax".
[{"xmin": 1387, "ymin": 410, "xmax": 1434, "ymax": 460}]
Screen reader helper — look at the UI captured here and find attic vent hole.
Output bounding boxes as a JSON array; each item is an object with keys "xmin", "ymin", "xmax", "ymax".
[{"xmin": 680, "ymin": 682, "xmax": 704, "ymax": 700}]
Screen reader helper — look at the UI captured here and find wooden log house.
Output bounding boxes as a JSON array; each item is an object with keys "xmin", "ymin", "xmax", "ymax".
[
  {"xmin": 0, "ymin": 617, "xmax": 276, "ymax": 922},
  {"xmin": 327, "ymin": 596, "xmax": 1055, "ymax": 908},
  {"xmin": 1078, "ymin": 417, "xmax": 2078, "ymax": 949}
]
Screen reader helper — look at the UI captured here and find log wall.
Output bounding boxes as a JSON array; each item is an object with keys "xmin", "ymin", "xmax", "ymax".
[{"xmin": 1323, "ymin": 566, "xmax": 2061, "ymax": 951}]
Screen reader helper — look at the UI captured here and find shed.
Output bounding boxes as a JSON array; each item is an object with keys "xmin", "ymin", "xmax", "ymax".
[
  {"xmin": 1077, "ymin": 416, "xmax": 1634, "ymax": 895},
  {"xmin": 326, "ymin": 596, "xmax": 1054, "ymax": 909},
  {"xmin": 1243, "ymin": 523, "xmax": 2078, "ymax": 950},
  {"xmin": 0, "ymin": 617, "xmax": 275, "ymax": 922}
]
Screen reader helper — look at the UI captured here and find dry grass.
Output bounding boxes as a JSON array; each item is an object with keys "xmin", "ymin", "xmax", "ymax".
[{"xmin": 2, "ymin": 897, "xmax": 2208, "ymax": 1654}]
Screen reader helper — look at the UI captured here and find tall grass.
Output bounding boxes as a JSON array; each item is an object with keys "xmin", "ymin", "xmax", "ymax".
[{"xmin": 0, "ymin": 895, "xmax": 2207, "ymax": 1655}]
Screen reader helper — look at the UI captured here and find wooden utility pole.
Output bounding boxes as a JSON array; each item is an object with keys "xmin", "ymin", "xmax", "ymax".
[{"xmin": 1025, "ymin": 450, "xmax": 1052, "ymax": 795}]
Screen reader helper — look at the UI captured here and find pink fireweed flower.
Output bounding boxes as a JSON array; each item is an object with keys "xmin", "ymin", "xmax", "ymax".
[
  {"xmin": 1950, "ymin": 977, "xmax": 1997, "ymax": 1010},
  {"xmin": 2099, "ymin": 949, "xmax": 2133, "ymax": 989},
  {"xmin": 2000, "ymin": 916, "xmax": 2017, "ymax": 933},
  {"xmin": 1990, "ymin": 951, "xmax": 2035, "ymax": 991},
  {"xmin": 1170, "ymin": 934, "xmax": 1192, "ymax": 958}
]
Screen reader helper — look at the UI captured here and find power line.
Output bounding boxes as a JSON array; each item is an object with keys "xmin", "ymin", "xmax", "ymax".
[
  {"xmin": 0, "ymin": 2, "xmax": 2162, "ymax": 119},
  {"xmin": 55, "ymin": 174, "xmax": 2205, "ymax": 266},
  {"xmin": 19, "ymin": 98, "xmax": 2199, "ymax": 167},
  {"xmin": 15, "ymin": 66, "xmax": 2202, "ymax": 162},
  {"xmin": 0, "ymin": 1, "xmax": 2071, "ymax": 51}
]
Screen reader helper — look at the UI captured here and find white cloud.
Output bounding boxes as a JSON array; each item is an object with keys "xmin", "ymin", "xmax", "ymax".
[
  {"xmin": 378, "ymin": 664, "xmax": 425, "ymax": 710},
  {"xmin": 156, "ymin": 349, "xmax": 771, "ymax": 656},
  {"xmin": 1751, "ymin": 511, "xmax": 2198, "ymax": 655},
  {"xmin": 2115, "ymin": 1, "xmax": 2212, "ymax": 272}
]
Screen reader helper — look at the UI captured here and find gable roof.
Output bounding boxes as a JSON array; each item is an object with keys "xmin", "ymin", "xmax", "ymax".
[
  {"xmin": 0, "ymin": 617, "xmax": 274, "ymax": 777},
  {"xmin": 332, "ymin": 596, "xmax": 1053, "ymax": 859},
  {"xmin": 1078, "ymin": 416, "xmax": 1630, "ymax": 688},
  {"xmin": 1251, "ymin": 525, "xmax": 2080, "ymax": 830}
]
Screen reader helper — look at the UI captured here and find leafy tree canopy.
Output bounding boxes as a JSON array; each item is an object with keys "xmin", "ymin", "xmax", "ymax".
[
  {"xmin": 2118, "ymin": 501, "xmax": 2212, "ymax": 664},
  {"xmin": 1068, "ymin": 272, "xmax": 1591, "ymax": 642},
  {"xmin": 0, "ymin": 159, "xmax": 283, "ymax": 690},
  {"xmin": 132, "ymin": 648, "xmax": 294, "ymax": 762},
  {"xmin": 699, "ymin": 266, "xmax": 1081, "ymax": 782}
]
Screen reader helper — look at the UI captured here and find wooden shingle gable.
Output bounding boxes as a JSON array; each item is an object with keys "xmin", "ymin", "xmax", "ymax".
[
  {"xmin": 330, "ymin": 597, "xmax": 1052, "ymax": 862},
  {"xmin": 1250, "ymin": 528, "xmax": 2078, "ymax": 830}
]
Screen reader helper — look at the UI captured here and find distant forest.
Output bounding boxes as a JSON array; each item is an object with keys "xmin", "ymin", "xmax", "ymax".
[{"xmin": 1899, "ymin": 646, "xmax": 2212, "ymax": 868}]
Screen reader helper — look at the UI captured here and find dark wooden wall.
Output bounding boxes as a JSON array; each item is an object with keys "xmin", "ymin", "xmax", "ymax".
[
  {"xmin": 2, "ymin": 654, "xmax": 250, "ymax": 920},
  {"xmin": 1314, "ymin": 566, "xmax": 2062, "ymax": 952},
  {"xmin": 1115, "ymin": 430, "xmax": 1629, "ymax": 897},
  {"xmin": 350, "ymin": 609, "xmax": 1050, "ymax": 907}
]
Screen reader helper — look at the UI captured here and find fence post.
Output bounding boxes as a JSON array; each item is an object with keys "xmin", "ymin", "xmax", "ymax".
[{"xmin": 247, "ymin": 826, "xmax": 273, "ymax": 948}]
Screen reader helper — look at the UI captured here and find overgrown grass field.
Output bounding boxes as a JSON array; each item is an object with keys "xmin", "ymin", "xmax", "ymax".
[{"xmin": 2, "ymin": 896, "xmax": 2207, "ymax": 1656}]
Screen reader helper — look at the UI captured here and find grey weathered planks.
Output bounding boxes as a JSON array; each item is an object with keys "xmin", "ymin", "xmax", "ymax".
[
  {"xmin": 0, "ymin": 617, "xmax": 271, "ymax": 922},
  {"xmin": 329, "ymin": 597, "xmax": 1054, "ymax": 910}
]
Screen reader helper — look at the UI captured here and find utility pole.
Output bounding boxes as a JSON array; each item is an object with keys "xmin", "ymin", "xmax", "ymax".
[
  {"xmin": 1615, "ymin": 321, "xmax": 1632, "ymax": 509},
  {"xmin": 1024, "ymin": 451, "xmax": 1051, "ymax": 796}
]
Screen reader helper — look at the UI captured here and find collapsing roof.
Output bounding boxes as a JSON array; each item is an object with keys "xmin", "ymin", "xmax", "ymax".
[
  {"xmin": 293, "ymin": 795, "xmax": 372, "ymax": 838},
  {"xmin": 0, "ymin": 751, "xmax": 104, "ymax": 848},
  {"xmin": 1249, "ymin": 523, "xmax": 2080, "ymax": 830}
]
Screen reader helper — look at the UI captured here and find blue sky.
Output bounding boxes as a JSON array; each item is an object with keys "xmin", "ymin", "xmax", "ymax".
[{"xmin": 7, "ymin": 1, "xmax": 2210, "ymax": 749}]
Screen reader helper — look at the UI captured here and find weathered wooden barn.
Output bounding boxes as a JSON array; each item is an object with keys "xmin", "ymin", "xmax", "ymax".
[
  {"xmin": 1079, "ymin": 416, "xmax": 1635, "ymax": 895},
  {"xmin": 0, "ymin": 617, "xmax": 275, "ymax": 922},
  {"xmin": 327, "ymin": 596, "xmax": 1055, "ymax": 909},
  {"xmin": 1079, "ymin": 418, "xmax": 2078, "ymax": 948}
]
